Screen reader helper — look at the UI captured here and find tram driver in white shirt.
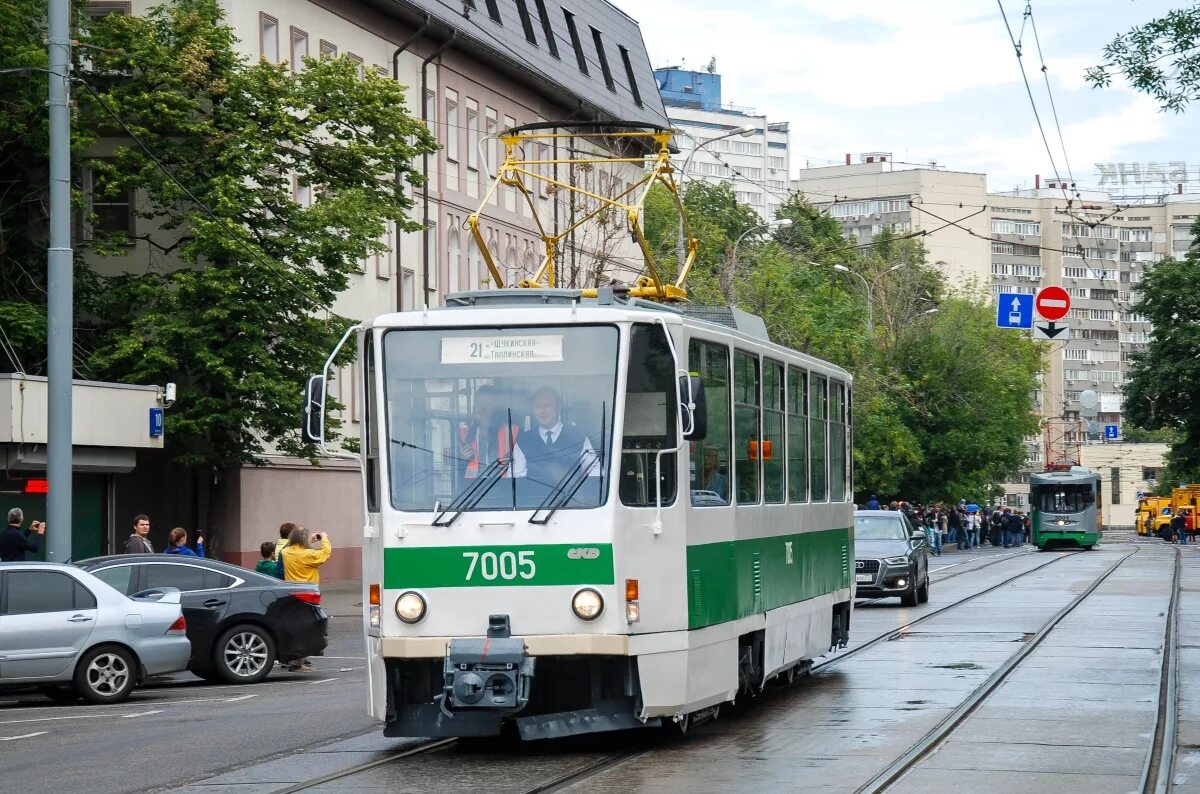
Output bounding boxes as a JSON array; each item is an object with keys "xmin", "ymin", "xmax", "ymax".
[{"xmin": 511, "ymin": 386, "xmax": 599, "ymax": 487}]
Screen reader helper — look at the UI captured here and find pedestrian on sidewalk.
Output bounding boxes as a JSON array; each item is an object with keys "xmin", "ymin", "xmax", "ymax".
[
  {"xmin": 1173, "ymin": 513, "xmax": 1187, "ymax": 545},
  {"xmin": 281, "ymin": 526, "xmax": 332, "ymax": 672},
  {"xmin": 0, "ymin": 509, "xmax": 45, "ymax": 562},
  {"xmin": 924, "ymin": 512, "xmax": 941, "ymax": 556},
  {"xmin": 867, "ymin": 494, "xmax": 880, "ymax": 510},
  {"xmin": 163, "ymin": 526, "xmax": 204, "ymax": 557},
  {"xmin": 950, "ymin": 508, "xmax": 963, "ymax": 549},
  {"xmin": 255, "ymin": 541, "xmax": 278, "ymax": 576},
  {"xmin": 124, "ymin": 514, "xmax": 154, "ymax": 554},
  {"xmin": 273, "ymin": 522, "xmax": 297, "ymax": 579}
]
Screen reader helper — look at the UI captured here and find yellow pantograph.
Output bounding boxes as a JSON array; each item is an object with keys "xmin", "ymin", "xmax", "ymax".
[{"xmin": 466, "ymin": 122, "xmax": 697, "ymax": 302}]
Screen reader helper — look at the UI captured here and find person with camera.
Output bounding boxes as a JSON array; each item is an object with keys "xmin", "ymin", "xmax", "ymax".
[
  {"xmin": 280, "ymin": 525, "xmax": 332, "ymax": 672},
  {"xmin": 0, "ymin": 508, "xmax": 46, "ymax": 562}
]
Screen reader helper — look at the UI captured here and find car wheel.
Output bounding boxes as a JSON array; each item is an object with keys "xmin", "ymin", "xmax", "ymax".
[
  {"xmin": 38, "ymin": 685, "xmax": 81, "ymax": 704},
  {"xmin": 900, "ymin": 576, "xmax": 919, "ymax": 606},
  {"xmin": 214, "ymin": 624, "xmax": 276, "ymax": 684},
  {"xmin": 917, "ymin": 575, "xmax": 930, "ymax": 604},
  {"xmin": 74, "ymin": 645, "xmax": 137, "ymax": 705}
]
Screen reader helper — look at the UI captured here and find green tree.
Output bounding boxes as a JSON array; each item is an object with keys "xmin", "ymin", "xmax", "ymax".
[
  {"xmin": 0, "ymin": 0, "xmax": 99, "ymax": 373},
  {"xmin": 76, "ymin": 0, "xmax": 436, "ymax": 481},
  {"xmin": 1121, "ymin": 222, "xmax": 1200, "ymax": 477},
  {"xmin": 1086, "ymin": 5, "xmax": 1200, "ymax": 112}
]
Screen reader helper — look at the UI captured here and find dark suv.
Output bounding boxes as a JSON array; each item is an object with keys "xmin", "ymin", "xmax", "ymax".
[{"xmin": 853, "ymin": 510, "xmax": 929, "ymax": 606}]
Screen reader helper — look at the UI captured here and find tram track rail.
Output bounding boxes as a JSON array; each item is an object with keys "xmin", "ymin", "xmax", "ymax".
[
  {"xmin": 1143, "ymin": 545, "xmax": 1181, "ymax": 794},
  {"xmin": 816, "ymin": 548, "xmax": 1084, "ymax": 674},
  {"xmin": 853, "ymin": 547, "xmax": 1140, "ymax": 793},
  {"xmin": 856, "ymin": 547, "xmax": 1038, "ymax": 607},
  {"xmin": 273, "ymin": 737, "xmax": 457, "ymax": 793}
]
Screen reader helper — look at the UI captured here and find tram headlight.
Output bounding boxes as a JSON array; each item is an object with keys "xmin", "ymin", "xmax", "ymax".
[
  {"xmin": 571, "ymin": 588, "xmax": 604, "ymax": 621},
  {"xmin": 395, "ymin": 591, "xmax": 427, "ymax": 624}
]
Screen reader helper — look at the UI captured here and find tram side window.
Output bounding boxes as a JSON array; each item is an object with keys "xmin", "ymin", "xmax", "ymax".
[
  {"xmin": 763, "ymin": 359, "xmax": 785, "ymax": 503},
  {"xmin": 787, "ymin": 367, "xmax": 808, "ymax": 502},
  {"xmin": 364, "ymin": 334, "xmax": 379, "ymax": 512},
  {"xmin": 619, "ymin": 323, "xmax": 678, "ymax": 507},
  {"xmin": 688, "ymin": 339, "xmax": 731, "ymax": 506},
  {"xmin": 810, "ymin": 374, "xmax": 827, "ymax": 502},
  {"xmin": 734, "ymin": 351, "xmax": 760, "ymax": 504},
  {"xmin": 829, "ymin": 380, "xmax": 846, "ymax": 502}
]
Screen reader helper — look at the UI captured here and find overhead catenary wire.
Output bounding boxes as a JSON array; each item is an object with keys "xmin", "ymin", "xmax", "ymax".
[{"xmin": 1025, "ymin": 1, "xmax": 1077, "ymax": 197}]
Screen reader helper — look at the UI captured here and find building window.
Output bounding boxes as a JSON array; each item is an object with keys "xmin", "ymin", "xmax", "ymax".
[
  {"xmin": 880, "ymin": 199, "xmax": 906, "ymax": 213},
  {"xmin": 515, "ymin": 0, "xmax": 537, "ymax": 43},
  {"xmin": 1144, "ymin": 467, "xmax": 1161, "ymax": 482},
  {"xmin": 991, "ymin": 219, "xmax": 1041, "ymax": 236},
  {"xmin": 290, "ymin": 27, "xmax": 308, "ymax": 72},
  {"xmin": 347, "ymin": 53, "xmax": 364, "ymax": 79},
  {"xmin": 82, "ymin": 161, "xmax": 134, "ymax": 239},
  {"xmin": 563, "ymin": 9, "xmax": 588, "ymax": 74},
  {"xmin": 466, "ymin": 102, "xmax": 479, "ymax": 171},
  {"xmin": 534, "ymin": 0, "xmax": 559, "ymax": 58},
  {"xmin": 618, "ymin": 45, "xmax": 641, "ymax": 106},
  {"xmin": 445, "ymin": 92, "xmax": 459, "ymax": 162},
  {"xmin": 259, "ymin": 13, "xmax": 278, "ymax": 62},
  {"xmin": 484, "ymin": 0, "xmax": 502, "ymax": 23},
  {"xmin": 319, "ymin": 40, "xmax": 337, "ymax": 59},
  {"xmin": 85, "ymin": 2, "xmax": 131, "ymax": 20},
  {"xmin": 590, "ymin": 27, "xmax": 614, "ymax": 91}
]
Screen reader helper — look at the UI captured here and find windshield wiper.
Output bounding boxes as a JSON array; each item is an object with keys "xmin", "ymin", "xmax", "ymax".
[{"xmin": 433, "ymin": 456, "xmax": 510, "ymax": 527}]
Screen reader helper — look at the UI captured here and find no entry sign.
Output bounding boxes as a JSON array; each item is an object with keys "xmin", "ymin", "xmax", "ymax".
[{"xmin": 1035, "ymin": 286, "xmax": 1071, "ymax": 321}]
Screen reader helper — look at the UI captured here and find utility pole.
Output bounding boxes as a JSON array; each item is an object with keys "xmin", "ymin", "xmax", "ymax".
[{"xmin": 47, "ymin": 0, "xmax": 73, "ymax": 560}]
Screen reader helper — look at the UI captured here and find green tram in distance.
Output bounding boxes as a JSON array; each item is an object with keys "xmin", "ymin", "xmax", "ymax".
[{"xmin": 1029, "ymin": 467, "xmax": 1102, "ymax": 550}]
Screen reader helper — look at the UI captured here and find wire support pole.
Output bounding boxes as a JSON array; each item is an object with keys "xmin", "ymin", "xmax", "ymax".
[{"xmin": 47, "ymin": 0, "xmax": 74, "ymax": 561}]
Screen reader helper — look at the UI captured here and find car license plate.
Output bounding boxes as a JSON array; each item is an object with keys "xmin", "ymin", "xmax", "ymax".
[{"xmin": 855, "ymin": 573, "xmax": 872, "ymax": 583}]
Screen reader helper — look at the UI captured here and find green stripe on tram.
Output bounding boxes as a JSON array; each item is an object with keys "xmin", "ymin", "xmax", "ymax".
[
  {"xmin": 384, "ymin": 543, "xmax": 615, "ymax": 588},
  {"xmin": 686, "ymin": 526, "xmax": 852, "ymax": 630}
]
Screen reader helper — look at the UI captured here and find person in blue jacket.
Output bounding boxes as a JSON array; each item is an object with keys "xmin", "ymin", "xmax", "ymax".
[
  {"xmin": 866, "ymin": 494, "xmax": 880, "ymax": 510},
  {"xmin": 163, "ymin": 526, "xmax": 204, "ymax": 557}
]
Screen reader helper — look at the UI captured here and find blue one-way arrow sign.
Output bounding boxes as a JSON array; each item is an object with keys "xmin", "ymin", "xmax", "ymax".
[
  {"xmin": 996, "ymin": 292, "xmax": 1034, "ymax": 329},
  {"xmin": 1105, "ymin": 424, "xmax": 1119, "ymax": 440}
]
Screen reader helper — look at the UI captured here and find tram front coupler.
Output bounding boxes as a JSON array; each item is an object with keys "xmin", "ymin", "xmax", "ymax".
[{"xmin": 437, "ymin": 614, "xmax": 535, "ymax": 718}]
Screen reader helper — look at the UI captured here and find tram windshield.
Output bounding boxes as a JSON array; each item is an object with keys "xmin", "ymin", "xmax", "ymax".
[
  {"xmin": 383, "ymin": 325, "xmax": 618, "ymax": 513},
  {"xmin": 1031, "ymin": 483, "xmax": 1096, "ymax": 514}
]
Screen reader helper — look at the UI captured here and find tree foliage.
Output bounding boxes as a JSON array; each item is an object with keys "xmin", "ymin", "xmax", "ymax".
[
  {"xmin": 1087, "ymin": 4, "xmax": 1200, "ymax": 112},
  {"xmin": 646, "ymin": 186, "xmax": 1045, "ymax": 503},
  {"xmin": 1121, "ymin": 219, "xmax": 1200, "ymax": 478},
  {"xmin": 70, "ymin": 0, "xmax": 437, "ymax": 472}
]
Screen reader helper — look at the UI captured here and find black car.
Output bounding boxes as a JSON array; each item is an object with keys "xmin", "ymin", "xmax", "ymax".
[
  {"xmin": 76, "ymin": 555, "xmax": 328, "ymax": 684},
  {"xmin": 853, "ymin": 510, "xmax": 930, "ymax": 606}
]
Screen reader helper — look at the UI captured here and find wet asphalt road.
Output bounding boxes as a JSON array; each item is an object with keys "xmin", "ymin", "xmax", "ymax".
[{"xmin": 6, "ymin": 534, "xmax": 1194, "ymax": 793}]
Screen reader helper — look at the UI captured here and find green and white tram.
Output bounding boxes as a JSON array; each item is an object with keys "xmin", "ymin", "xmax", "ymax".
[
  {"xmin": 307, "ymin": 289, "xmax": 854, "ymax": 739},
  {"xmin": 1029, "ymin": 467, "xmax": 1102, "ymax": 550}
]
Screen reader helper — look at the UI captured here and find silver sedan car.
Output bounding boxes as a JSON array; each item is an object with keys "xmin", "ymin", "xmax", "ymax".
[{"xmin": 0, "ymin": 562, "xmax": 191, "ymax": 704}]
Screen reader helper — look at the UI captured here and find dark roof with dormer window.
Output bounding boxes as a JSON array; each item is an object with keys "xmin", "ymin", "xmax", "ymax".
[{"xmin": 362, "ymin": 0, "xmax": 668, "ymax": 127}]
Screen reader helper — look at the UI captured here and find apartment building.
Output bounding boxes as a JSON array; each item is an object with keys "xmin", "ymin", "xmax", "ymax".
[
  {"xmin": 83, "ymin": 0, "xmax": 667, "ymax": 576},
  {"xmin": 653, "ymin": 67, "xmax": 791, "ymax": 220},
  {"xmin": 792, "ymin": 155, "xmax": 1200, "ymax": 519}
]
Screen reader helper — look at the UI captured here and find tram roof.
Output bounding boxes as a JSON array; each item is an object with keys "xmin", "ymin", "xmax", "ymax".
[
  {"xmin": 366, "ymin": 289, "xmax": 852, "ymax": 380},
  {"xmin": 1029, "ymin": 468, "xmax": 1099, "ymax": 485}
]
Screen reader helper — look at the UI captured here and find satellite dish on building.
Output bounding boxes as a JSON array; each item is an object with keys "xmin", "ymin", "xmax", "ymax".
[{"xmin": 1079, "ymin": 390, "xmax": 1099, "ymax": 410}]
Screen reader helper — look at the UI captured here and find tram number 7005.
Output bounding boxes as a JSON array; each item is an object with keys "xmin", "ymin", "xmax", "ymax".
[{"xmin": 463, "ymin": 550, "xmax": 536, "ymax": 581}]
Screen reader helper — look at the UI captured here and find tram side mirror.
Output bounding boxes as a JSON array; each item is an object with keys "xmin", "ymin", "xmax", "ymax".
[
  {"xmin": 679, "ymin": 374, "xmax": 707, "ymax": 441},
  {"xmin": 301, "ymin": 374, "xmax": 326, "ymax": 445}
]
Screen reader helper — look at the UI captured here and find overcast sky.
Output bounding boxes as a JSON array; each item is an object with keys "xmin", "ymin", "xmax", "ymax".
[{"xmin": 616, "ymin": 0, "xmax": 1200, "ymax": 193}]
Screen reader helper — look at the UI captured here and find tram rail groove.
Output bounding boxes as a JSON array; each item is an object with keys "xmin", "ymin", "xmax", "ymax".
[
  {"xmin": 273, "ymin": 737, "xmax": 457, "ymax": 793},
  {"xmin": 815, "ymin": 549, "xmax": 1084, "ymax": 674},
  {"xmin": 854, "ymin": 547, "xmax": 1139, "ymax": 794},
  {"xmin": 1143, "ymin": 545, "xmax": 1181, "ymax": 794},
  {"xmin": 857, "ymin": 548, "xmax": 1038, "ymax": 607},
  {"xmin": 522, "ymin": 749, "xmax": 645, "ymax": 794}
]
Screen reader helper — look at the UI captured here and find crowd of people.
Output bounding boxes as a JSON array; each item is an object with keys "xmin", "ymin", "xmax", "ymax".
[{"xmin": 863, "ymin": 496, "xmax": 1032, "ymax": 556}]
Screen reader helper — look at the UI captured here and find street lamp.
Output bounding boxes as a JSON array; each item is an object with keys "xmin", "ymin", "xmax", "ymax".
[
  {"xmin": 677, "ymin": 124, "xmax": 757, "ymax": 267},
  {"xmin": 833, "ymin": 261, "xmax": 907, "ymax": 334},
  {"xmin": 725, "ymin": 219, "xmax": 793, "ymax": 296}
]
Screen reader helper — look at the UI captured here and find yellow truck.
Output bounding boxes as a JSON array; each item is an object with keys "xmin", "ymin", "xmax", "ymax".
[
  {"xmin": 1149, "ymin": 486, "xmax": 1200, "ymax": 539},
  {"xmin": 1137, "ymin": 496, "xmax": 1172, "ymax": 536}
]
